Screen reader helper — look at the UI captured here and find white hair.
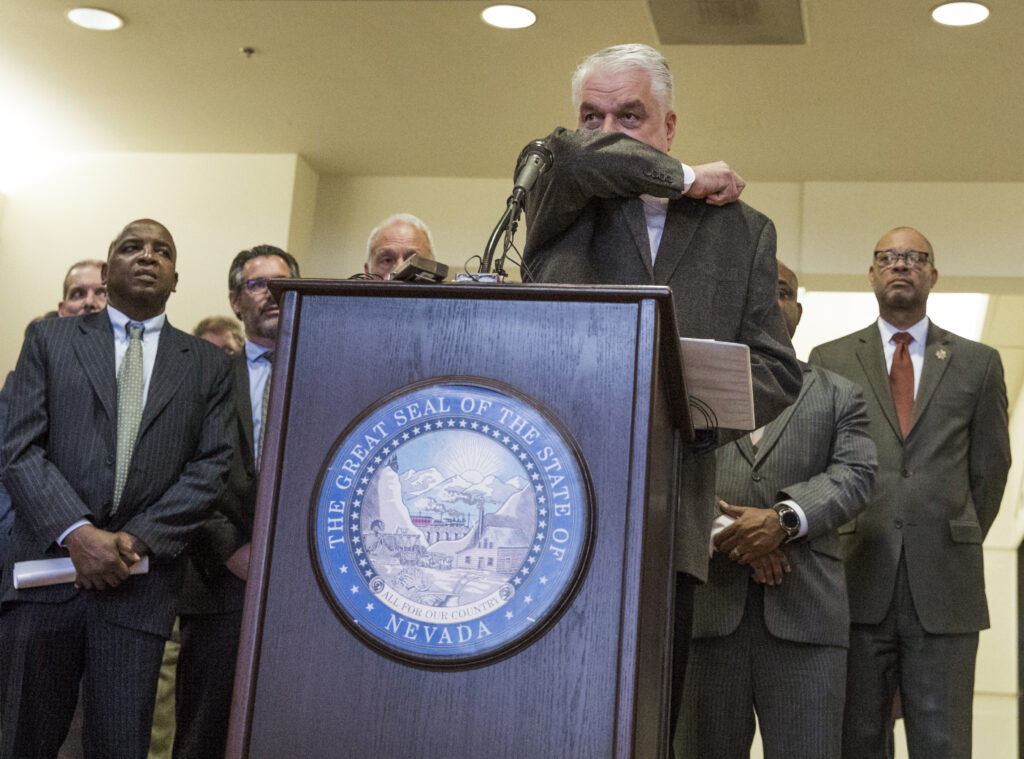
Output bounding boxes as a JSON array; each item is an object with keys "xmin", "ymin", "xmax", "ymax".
[
  {"xmin": 365, "ymin": 213, "xmax": 435, "ymax": 263},
  {"xmin": 571, "ymin": 43, "xmax": 674, "ymax": 114}
]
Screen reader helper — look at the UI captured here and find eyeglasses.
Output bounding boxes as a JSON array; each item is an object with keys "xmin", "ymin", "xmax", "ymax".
[
  {"xmin": 243, "ymin": 277, "xmax": 274, "ymax": 293},
  {"xmin": 873, "ymin": 249, "xmax": 931, "ymax": 268}
]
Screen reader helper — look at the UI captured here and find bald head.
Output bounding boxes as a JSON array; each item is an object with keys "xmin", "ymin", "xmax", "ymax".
[
  {"xmin": 776, "ymin": 261, "xmax": 802, "ymax": 339},
  {"xmin": 868, "ymin": 226, "xmax": 938, "ymax": 328},
  {"xmin": 875, "ymin": 226, "xmax": 934, "ymax": 262},
  {"xmin": 103, "ymin": 218, "xmax": 179, "ymax": 321}
]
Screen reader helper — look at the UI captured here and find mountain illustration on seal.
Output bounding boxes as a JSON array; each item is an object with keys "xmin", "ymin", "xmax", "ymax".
[{"xmin": 358, "ymin": 447, "xmax": 536, "ymax": 608}]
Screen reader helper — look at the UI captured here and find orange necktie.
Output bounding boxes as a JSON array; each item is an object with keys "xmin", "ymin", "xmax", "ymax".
[{"xmin": 890, "ymin": 332, "xmax": 914, "ymax": 437}]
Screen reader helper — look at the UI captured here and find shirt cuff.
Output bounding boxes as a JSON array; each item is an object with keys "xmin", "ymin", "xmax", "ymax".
[
  {"xmin": 777, "ymin": 498, "xmax": 808, "ymax": 539},
  {"xmin": 709, "ymin": 514, "xmax": 734, "ymax": 557},
  {"xmin": 58, "ymin": 519, "xmax": 92, "ymax": 547},
  {"xmin": 680, "ymin": 162, "xmax": 696, "ymax": 194}
]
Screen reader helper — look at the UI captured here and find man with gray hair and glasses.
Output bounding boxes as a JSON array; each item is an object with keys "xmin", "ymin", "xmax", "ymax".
[
  {"xmin": 810, "ymin": 226, "xmax": 1010, "ymax": 758},
  {"xmin": 522, "ymin": 42, "xmax": 801, "ymax": 751}
]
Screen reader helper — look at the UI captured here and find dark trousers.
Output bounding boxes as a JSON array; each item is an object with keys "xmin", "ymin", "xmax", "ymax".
[
  {"xmin": 173, "ymin": 610, "xmax": 243, "ymax": 759},
  {"xmin": 0, "ymin": 596, "xmax": 165, "ymax": 759},
  {"xmin": 669, "ymin": 571, "xmax": 695, "ymax": 758},
  {"xmin": 676, "ymin": 583, "xmax": 846, "ymax": 759},
  {"xmin": 842, "ymin": 556, "xmax": 979, "ymax": 759}
]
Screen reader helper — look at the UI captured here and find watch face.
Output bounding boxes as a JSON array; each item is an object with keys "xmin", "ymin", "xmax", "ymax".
[{"xmin": 778, "ymin": 507, "xmax": 799, "ymax": 532}]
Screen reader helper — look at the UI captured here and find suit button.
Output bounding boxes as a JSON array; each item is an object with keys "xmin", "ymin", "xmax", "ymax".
[
  {"xmin": 894, "ymin": 519, "xmax": 903, "ymax": 529},
  {"xmin": 902, "ymin": 469, "xmax": 911, "ymax": 478},
  {"xmin": 751, "ymin": 474, "xmax": 762, "ymax": 482},
  {"xmin": 105, "ymin": 454, "xmax": 114, "ymax": 466}
]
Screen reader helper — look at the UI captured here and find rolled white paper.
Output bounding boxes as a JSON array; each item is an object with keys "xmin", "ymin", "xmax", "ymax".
[{"xmin": 12, "ymin": 556, "xmax": 150, "ymax": 589}]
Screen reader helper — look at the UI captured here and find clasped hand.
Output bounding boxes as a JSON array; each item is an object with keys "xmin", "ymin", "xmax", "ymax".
[
  {"xmin": 65, "ymin": 524, "xmax": 148, "ymax": 590},
  {"xmin": 714, "ymin": 500, "xmax": 790, "ymax": 586}
]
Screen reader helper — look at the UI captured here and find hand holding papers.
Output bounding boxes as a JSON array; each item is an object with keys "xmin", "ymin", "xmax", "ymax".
[{"xmin": 13, "ymin": 556, "xmax": 150, "ymax": 590}]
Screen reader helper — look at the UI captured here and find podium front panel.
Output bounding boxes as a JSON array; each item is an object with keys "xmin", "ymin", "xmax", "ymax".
[{"xmin": 231, "ymin": 284, "xmax": 682, "ymax": 758}]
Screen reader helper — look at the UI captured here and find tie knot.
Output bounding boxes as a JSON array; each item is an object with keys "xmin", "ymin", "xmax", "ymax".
[
  {"xmin": 892, "ymin": 332, "xmax": 913, "ymax": 346},
  {"xmin": 127, "ymin": 322, "xmax": 144, "ymax": 340}
]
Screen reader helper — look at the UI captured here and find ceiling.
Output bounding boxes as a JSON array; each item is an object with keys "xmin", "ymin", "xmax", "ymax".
[{"xmin": 1, "ymin": 0, "xmax": 1021, "ymax": 183}]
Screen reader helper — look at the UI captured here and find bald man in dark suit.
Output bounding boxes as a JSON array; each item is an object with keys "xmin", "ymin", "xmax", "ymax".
[
  {"xmin": 678, "ymin": 262, "xmax": 876, "ymax": 758},
  {"xmin": 809, "ymin": 227, "xmax": 1011, "ymax": 759},
  {"xmin": 1, "ymin": 219, "xmax": 232, "ymax": 758}
]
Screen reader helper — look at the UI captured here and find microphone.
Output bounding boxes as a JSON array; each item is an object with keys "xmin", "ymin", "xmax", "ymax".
[
  {"xmin": 477, "ymin": 138, "xmax": 554, "ymax": 276},
  {"xmin": 391, "ymin": 253, "xmax": 449, "ymax": 283},
  {"xmin": 510, "ymin": 140, "xmax": 553, "ymax": 205}
]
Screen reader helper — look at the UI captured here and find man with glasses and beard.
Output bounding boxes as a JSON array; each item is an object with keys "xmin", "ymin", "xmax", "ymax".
[{"xmin": 174, "ymin": 244, "xmax": 299, "ymax": 758}]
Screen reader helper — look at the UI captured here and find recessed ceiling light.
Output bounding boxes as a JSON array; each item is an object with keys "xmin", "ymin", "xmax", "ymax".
[
  {"xmin": 66, "ymin": 8, "xmax": 124, "ymax": 31},
  {"xmin": 932, "ymin": 2, "xmax": 989, "ymax": 26},
  {"xmin": 481, "ymin": 5, "xmax": 537, "ymax": 30}
]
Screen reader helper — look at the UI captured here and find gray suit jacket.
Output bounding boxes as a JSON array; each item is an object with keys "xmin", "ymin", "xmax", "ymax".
[
  {"xmin": 523, "ymin": 127, "xmax": 802, "ymax": 580},
  {"xmin": 1, "ymin": 309, "xmax": 233, "ymax": 638},
  {"xmin": 693, "ymin": 363, "xmax": 877, "ymax": 646},
  {"xmin": 809, "ymin": 321, "xmax": 1010, "ymax": 634}
]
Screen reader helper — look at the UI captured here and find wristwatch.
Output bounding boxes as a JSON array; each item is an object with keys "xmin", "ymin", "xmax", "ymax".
[{"xmin": 773, "ymin": 503, "xmax": 800, "ymax": 540}]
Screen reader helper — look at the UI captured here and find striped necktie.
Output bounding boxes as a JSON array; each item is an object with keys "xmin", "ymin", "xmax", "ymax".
[{"xmin": 113, "ymin": 322, "xmax": 145, "ymax": 510}]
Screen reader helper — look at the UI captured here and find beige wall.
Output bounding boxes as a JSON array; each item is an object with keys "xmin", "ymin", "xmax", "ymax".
[
  {"xmin": 2, "ymin": 155, "xmax": 1023, "ymax": 756},
  {"xmin": 306, "ymin": 175, "xmax": 512, "ymax": 279},
  {"xmin": 0, "ymin": 152, "xmax": 313, "ymax": 374}
]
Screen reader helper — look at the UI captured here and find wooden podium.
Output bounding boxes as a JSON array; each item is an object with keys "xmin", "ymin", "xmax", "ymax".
[{"xmin": 226, "ymin": 280, "xmax": 692, "ymax": 758}]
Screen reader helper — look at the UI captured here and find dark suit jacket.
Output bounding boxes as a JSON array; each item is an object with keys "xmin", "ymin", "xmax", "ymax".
[
  {"xmin": 1, "ymin": 309, "xmax": 233, "ymax": 638},
  {"xmin": 179, "ymin": 351, "xmax": 257, "ymax": 615},
  {"xmin": 523, "ymin": 127, "xmax": 802, "ymax": 580},
  {"xmin": 693, "ymin": 363, "xmax": 877, "ymax": 647},
  {"xmin": 0, "ymin": 372, "xmax": 13, "ymax": 581},
  {"xmin": 809, "ymin": 321, "xmax": 1010, "ymax": 634}
]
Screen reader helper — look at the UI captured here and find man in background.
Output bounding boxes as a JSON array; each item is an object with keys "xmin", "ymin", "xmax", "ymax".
[
  {"xmin": 0, "ymin": 259, "xmax": 111, "ymax": 755},
  {"xmin": 57, "ymin": 260, "xmax": 107, "ymax": 318},
  {"xmin": 364, "ymin": 213, "xmax": 435, "ymax": 279},
  {"xmin": 679, "ymin": 261, "xmax": 876, "ymax": 757},
  {"xmin": 174, "ymin": 244, "xmax": 299, "ymax": 758},
  {"xmin": 810, "ymin": 227, "xmax": 1011, "ymax": 759},
  {"xmin": 194, "ymin": 316, "xmax": 245, "ymax": 356},
  {"xmin": 1, "ymin": 218, "xmax": 233, "ymax": 757}
]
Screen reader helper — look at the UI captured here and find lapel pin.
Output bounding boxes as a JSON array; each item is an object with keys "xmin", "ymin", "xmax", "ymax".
[{"xmin": 936, "ymin": 348, "xmax": 948, "ymax": 360}]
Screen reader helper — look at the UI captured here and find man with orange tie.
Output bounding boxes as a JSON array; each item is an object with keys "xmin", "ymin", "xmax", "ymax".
[{"xmin": 809, "ymin": 226, "xmax": 1011, "ymax": 759}]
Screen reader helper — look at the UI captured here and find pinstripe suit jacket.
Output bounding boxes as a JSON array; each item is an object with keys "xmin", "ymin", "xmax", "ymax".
[
  {"xmin": 1, "ymin": 309, "xmax": 233, "ymax": 638},
  {"xmin": 523, "ymin": 127, "xmax": 802, "ymax": 581},
  {"xmin": 179, "ymin": 351, "xmax": 257, "ymax": 615},
  {"xmin": 809, "ymin": 322, "xmax": 1010, "ymax": 634},
  {"xmin": 692, "ymin": 363, "xmax": 877, "ymax": 646}
]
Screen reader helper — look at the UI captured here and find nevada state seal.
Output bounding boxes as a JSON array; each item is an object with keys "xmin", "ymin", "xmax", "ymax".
[{"xmin": 310, "ymin": 380, "xmax": 593, "ymax": 668}]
